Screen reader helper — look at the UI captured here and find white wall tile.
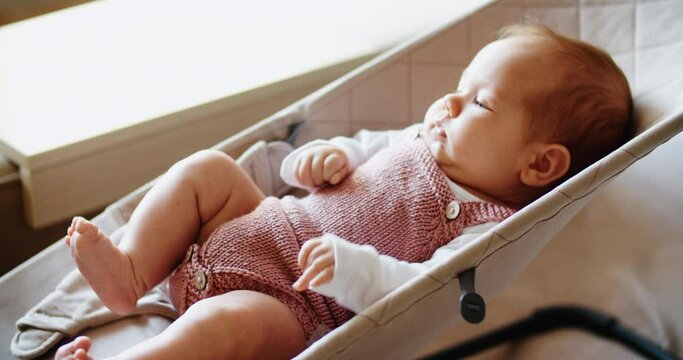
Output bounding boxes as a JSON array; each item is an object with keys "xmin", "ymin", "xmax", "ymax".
[
  {"xmin": 524, "ymin": 6, "xmax": 580, "ymax": 39},
  {"xmin": 410, "ymin": 20, "xmax": 471, "ymax": 66},
  {"xmin": 410, "ymin": 64, "xmax": 465, "ymax": 122},
  {"xmin": 469, "ymin": 6, "xmax": 525, "ymax": 55},
  {"xmin": 293, "ymin": 121, "xmax": 352, "ymax": 147},
  {"xmin": 581, "ymin": 0, "xmax": 633, "ymax": 5},
  {"xmin": 580, "ymin": 3, "xmax": 635, "ymax": 55},
  {"xmin": 612, "ymin": 52, "xmax": 635, "ymax": 92},
  {"xmin": 350, "ymin": 62, "xmax": 410, "ymax": 124},
  {"xmin": 308, "ymin": 92, "xmax": 351, "ymax": 124},
  {"xmin": 498, "ymin": 0, "xmax": 577, "ymax": 5},
  {"xmin": 635, "ymin": 42, "xmax": 683, "ymax": 96},
  {"xmin": 633, "ymin": 78, "xmax": 683, "ymax": 134},
  {"xmin": 636, "ymin": 0, "xmax": 683, "ymax": 50},
  {"xmin": 350, "ymin": 121, "xmax": 406, "ymax": 134}
]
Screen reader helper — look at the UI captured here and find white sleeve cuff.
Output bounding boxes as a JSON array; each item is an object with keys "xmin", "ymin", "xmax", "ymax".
[
  {"xmin": 311, "ymin": 233, "xmax": 427, "ymax": 313},
  {"xmin": 311, "ymin": 234, "xmax": 376, "ymax": 313},
  {"xmin": 279, "ymin": 139, "xmax": 364, "ymax": 190}
]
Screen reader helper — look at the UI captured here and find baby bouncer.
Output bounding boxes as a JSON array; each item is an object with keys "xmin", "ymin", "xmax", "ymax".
[{"xmin": 3, "ymin": 0, "xmax": 683, "ymax": 358}]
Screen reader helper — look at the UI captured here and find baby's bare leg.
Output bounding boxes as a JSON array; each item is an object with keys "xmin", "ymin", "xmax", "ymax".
[
  {"xmin": 120, "ymin": 150, "xmax": 265, "ymax": 286},
  {"xmin": 114, "ymin": 291, "xmax": 305, "ymax": 360},
  {"xmin": 67, "ymin": 150, "xmax": 265, "ymax": 314}
]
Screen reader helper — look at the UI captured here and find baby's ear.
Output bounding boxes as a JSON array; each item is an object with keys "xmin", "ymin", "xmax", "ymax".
[{"xmin": 520, "ymin": 143, "xmax": 571, "ymax": 187}]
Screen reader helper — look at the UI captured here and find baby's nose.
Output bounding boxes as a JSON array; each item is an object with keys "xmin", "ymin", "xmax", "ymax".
[{"xmin": 443, "ymin": 94, "xmax": 462, "ymax": 118}]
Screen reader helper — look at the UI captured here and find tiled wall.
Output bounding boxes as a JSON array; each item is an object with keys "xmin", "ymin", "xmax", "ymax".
[{"xmin": 295, "ymin": 0, "xmax": 683, "ymax": 145}]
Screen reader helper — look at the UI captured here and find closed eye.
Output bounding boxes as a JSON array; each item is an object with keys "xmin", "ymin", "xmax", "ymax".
[{"xmin": 474, "ymin": 98, "xmax": 492, "ymax": 112}]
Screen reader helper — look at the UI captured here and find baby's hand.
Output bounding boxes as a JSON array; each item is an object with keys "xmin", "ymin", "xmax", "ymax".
[
  {"xmin": 294, "ymin": 145, "xmax": 349, "ymax": 187},
  {"xmin": 293, "ymin": 237, "xmax": 335, "ymax": 291}
]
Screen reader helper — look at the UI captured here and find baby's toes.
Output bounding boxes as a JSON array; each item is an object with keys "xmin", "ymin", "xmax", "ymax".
[
  {"xmin": 55, "ymin": 336, "xmax": 93, "ymax": 360},
  {"xmin": 74, "ymin": 348, "xmax": 92, "ymax": 360},
  {"xmin": 74, "ymin": 217, "xmax": 99, "ymax": 238},
  {"xmin": 55, "ymin": 342, "xmax": 78, "ymax": 360},
  {"xmin": 67, "ymin": 221, "xmax": 75, "ymax": 237},
  {"xmin": 66, "ymin": 223, "xmax": 77, "ymax": 246}
]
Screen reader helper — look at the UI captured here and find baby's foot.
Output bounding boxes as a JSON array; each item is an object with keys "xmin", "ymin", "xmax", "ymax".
[
  {"xmin": 66, "ymin": 217, "xmax": 144, "ymax": 314},
  {"xmin": 54, "ymin": 336, "xmax": 93, "ymax": 360}
]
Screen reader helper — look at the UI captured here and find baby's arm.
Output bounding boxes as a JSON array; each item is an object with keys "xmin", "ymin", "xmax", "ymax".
[
  {"xmin": 294, "ymin": 223, "xmax": 495, "ymax": 313},
  {"xmin": 280, "ymin": 124, "xmax": 420, "ymax": 189}
]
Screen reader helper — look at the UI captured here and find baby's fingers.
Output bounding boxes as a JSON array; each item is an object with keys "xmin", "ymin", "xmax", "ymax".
[
  {"xmin": 322, "ymin": 153, "xmax": 345, "ymax": 180},
  {"xmin": 295, "ymin": 155, "xmax": 314, "ymax": 187},
  {"xmin": 328, "ymin": 165, "xmax": 349, "ymax": 185},
  {"xmin": 310, "ymin": 153, "xmax": 325, "ymax": 186},
  {"xmin": 293, "ymin": 253, "xmax": 334, "ymax": 291},
  {"xmin": 309, "ymin": 267, "xmax": 335, "ymax": 288},
  {"xmin": 297, "ymin": 238, "xmax": 322, "ymax": 270}
]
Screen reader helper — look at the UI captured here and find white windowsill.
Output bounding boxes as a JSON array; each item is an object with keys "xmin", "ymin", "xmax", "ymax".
[{"xmin": 0, "ymin": 0, "xmax": 486, "ymax": 228}]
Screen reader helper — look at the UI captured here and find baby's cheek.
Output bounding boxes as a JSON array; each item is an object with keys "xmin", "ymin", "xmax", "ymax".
[{"xmin": 424, "ymin": 103, "xmax": 445, "ymax": 122}]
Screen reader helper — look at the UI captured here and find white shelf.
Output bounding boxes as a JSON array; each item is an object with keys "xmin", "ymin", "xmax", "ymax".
[{"xmin": 0, "ymin": 0, "xmax": 483, "ymax": 227}]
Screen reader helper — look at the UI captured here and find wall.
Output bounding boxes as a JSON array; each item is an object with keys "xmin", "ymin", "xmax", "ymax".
[{"xmin": 0, "ymin": 0, "xmax": 92, "ymax": 25}]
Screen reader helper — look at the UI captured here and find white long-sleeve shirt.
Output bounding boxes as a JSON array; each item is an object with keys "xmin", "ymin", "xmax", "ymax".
[{"xmin": 280, "ymin": 124, "xmax": 497, "ymax": 313}]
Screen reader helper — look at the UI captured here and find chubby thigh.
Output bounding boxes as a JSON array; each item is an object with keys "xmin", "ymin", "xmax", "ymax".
[{"xmin": 116, "ymin": 290, "xmax": 306, "ymax": 359}]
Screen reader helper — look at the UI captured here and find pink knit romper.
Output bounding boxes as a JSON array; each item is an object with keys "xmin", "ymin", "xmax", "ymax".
[{"xmin": 168, "ymin": 136, "xmax": 516, "ymax": 340}]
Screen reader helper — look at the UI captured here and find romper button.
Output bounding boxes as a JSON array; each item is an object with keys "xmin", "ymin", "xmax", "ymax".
[
  {"xmin": 184, "ymin": 246, "xmax": 194, "ymax": 263},
  {"xmin": 446, "ymin": 201, "xmax": 461, "ymax": 220},
  {"xmin": 194, "ymin": 270, "xmax": 207, "ymax": 290}
]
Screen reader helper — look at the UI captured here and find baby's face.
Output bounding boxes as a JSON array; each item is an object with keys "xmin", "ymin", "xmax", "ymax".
[{"xmin": 422, "ymin": 36, "xmax": 555, "ymax": 202}]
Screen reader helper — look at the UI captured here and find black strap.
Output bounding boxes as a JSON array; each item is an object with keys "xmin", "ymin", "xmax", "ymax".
[{"xmin": 458, "ymin": 268, "xmax": 485, "ymax": 324}]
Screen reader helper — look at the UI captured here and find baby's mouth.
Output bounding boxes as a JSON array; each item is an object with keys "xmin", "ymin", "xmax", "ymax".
[{"xmin": 432, "ymin": 122, "xmax": 447, "ymax": 141}]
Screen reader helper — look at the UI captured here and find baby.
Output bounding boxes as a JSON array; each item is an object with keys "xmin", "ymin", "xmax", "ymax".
[{"xmin": 56, "ymin": 23, "xmax": 632, "ymax": 360}]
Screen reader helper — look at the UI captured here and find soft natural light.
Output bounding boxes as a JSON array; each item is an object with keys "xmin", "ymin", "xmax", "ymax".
[{"xmin": 0, "ymin": 0, "xmax": 484, "ymax": 160}]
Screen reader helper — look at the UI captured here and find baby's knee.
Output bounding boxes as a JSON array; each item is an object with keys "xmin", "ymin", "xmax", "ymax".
[
  {"xmin": 183, "ymin": 296, "xmax": 267, "ymax": 356},
  {"xmin": 170, "ymin": 150, "xmax": 237, "ymax": 179},
  {"xmin": 187, "ymin": 295, "xmax": 255, "ymax": 328}
]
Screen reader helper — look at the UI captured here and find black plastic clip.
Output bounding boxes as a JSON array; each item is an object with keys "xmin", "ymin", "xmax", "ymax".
[{"xmin": 458, "ymin": 268, "xmax": 485, "ymax": 324}]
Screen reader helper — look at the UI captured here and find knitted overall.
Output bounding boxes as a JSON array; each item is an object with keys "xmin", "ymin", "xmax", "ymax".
[{"xmin": 168, "ymin": 137, "xmax": 516, "ymax": 340}]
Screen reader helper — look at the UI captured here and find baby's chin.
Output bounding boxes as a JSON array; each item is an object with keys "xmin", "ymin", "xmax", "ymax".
[{"xmin": 423, "ymin": 137, "xmax": 448, "ymax": 165}]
